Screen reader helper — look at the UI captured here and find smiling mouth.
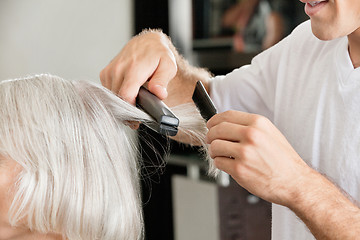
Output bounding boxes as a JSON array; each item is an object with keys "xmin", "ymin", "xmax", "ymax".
[
  {"xmin": 304, "ymin": 0, "xmax": 329, "ymax": 16},
  {"xmin": 308, "ymin": 0, "xmax": 328, "ymax": 7}
]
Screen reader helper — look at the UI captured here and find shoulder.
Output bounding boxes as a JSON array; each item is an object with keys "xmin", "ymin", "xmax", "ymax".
[
  {"xmin": 252, "ymin": 21, "xmax": 316, "ymax": 63},
  {"xmin": 286, "ymin": 20, "xmax": 343, "ymax": 55},
  {"xmin": 253, "ymin": 20, "xmax": 341, "ymax": 69},
  {"xmin": 291, "ymin": 20, "xmax": 313, "ymax": 36},
  {"xmin": 289, "ymin": 20, "xmax": 322, "ymax": 47}
]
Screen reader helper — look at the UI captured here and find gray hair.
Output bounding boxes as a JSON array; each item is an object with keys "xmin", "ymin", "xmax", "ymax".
[{"xmin": 0, "ymin": 74, "xmax": 215, "ymax": 240}]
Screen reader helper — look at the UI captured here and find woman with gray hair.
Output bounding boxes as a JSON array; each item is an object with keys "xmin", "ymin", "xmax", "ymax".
[{"xmin": 0, "ymin": 74, "xmax": 211, "ymax": 240}]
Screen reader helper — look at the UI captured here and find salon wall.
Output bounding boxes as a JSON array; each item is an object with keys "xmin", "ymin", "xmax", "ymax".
[{"xmin": 0, "ymin": 0, "xmax": 133, "ymax": 82}]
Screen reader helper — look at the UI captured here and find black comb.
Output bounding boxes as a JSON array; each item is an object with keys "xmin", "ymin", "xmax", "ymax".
[{"xmin": 192, "ymin": 81, "xmax": 217, "ymax": 121}]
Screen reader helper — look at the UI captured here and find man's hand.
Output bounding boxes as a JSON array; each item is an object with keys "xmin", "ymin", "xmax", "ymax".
[
  {"xmin": 100, "ymin": 29, "xmax": 212, "ymax": 132},
  {"xmin": 100, "ymin": 30, "xmax": 177, "ymax": 105},
  {"xmin": 206, "ymin": 110, "xmax": 360, "ymax": 239},
  {"xmin": 206, "ymin": 110, "xmax": 312, "ymax": 206}
]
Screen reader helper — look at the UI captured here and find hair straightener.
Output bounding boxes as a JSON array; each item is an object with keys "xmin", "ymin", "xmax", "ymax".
[
  {"xmin": 136, "ymin": 86, "xmax": 179, "ymax": 136},
  {"xmin": 136, "ymin": 81, "xmax": 217, "ymax": 136}
]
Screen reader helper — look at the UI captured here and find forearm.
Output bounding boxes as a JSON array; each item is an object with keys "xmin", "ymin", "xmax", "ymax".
[{"xmin": 288, "ymin": 169, "xmax": 360, "ymax": 239}]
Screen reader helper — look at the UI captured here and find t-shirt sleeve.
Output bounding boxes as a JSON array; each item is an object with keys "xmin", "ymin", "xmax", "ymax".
[{"xmin": 209, "ymin": 32, "xmax": 292, "ymax": 121}]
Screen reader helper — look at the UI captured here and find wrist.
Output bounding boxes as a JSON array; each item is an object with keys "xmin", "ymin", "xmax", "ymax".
[
  {"xmin": 281, "ymin": 164, "xmax": 321, "ymax": 209},
  {"xmin": 282, "ymin": 165, "xmax": 360, "ymax": 240},
  {"xmin": 285, "ymin": 166, "xmax": 347, "ymax": 215}
]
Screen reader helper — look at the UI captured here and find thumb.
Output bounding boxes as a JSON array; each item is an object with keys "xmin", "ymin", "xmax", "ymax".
[{"xmin": 147, "ymin": 82, "xmax": 168, "ymax": 100}]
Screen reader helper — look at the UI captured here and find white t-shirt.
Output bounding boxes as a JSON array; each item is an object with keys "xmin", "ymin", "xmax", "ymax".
[{"xmin": 210, "ymin": 20, "xmax": 360, "ymax": 239}]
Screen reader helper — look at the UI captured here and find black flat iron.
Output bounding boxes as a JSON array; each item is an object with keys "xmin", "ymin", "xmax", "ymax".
[
  {"xmin": 136, "ymin": 86, "xmax": 179, "ymax": 136},
  {"xmin": 136, "ymin": 81, "xmax": 216, "ymax": 136}
]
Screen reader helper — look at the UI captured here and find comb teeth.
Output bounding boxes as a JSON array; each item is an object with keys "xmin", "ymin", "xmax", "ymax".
[{"xmin": 192, "ymin": 81, "xmax": 217, "ymax": 121}]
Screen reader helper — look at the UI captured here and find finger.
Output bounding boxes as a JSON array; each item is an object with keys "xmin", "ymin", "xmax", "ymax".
[
  {"xmin": 207, "ymin": 110, "xmax": 260, "ymax": 129},
  {"xmin": 125, "ymin": 121, "xmax": 140, "ymax": 130},
  {"xmin": 209, "ymin": 139, "xmax": 241, "ymax": 159},
  {"xmin": 118, "ymin": 80, "xmax": 141, "ymax": 106},
  {"xmin": 206, "ymin": 121, "xmax": 245, "ymax": 144},
  {"xmin": 212, "ymin": 156, "xmax": 236, "ymax": 175},
  {"xmin": 111, "ymin": 69, "xmax": 125, "ymax": 95},
  {"xmin": 118, "ymin": 60, "xmax": 161, "ymax": 104},
  {"xmin": 147, "ymin": 52, "xmax": 177, "ymax": 100},
  {"xmin": 100, "ymin": 66, "xmax": 111, "ymax": 89}
]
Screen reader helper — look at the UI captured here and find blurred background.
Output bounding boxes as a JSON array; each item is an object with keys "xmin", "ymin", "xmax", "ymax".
[
  {"xmin": 0, "ymin": 0, "xmax": 308, "ymax": 239},
  {"xmin": 0, "ymin": 0, "xmax": 132, "ymax": 81}
]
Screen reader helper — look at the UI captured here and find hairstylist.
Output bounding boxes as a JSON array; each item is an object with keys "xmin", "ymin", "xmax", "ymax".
[{"xmin": 100, "ymin": 1, "xmax": 360, "ymax": 239}]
